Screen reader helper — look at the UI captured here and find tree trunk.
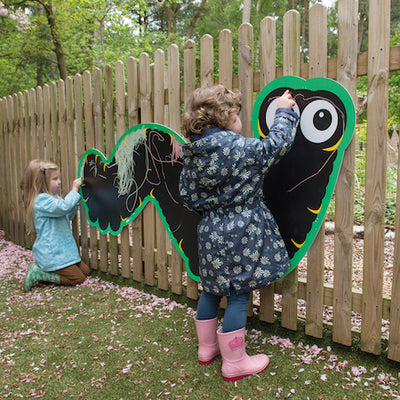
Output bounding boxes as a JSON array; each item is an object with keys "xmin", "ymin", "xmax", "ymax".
[
  {"xmin": 300, "ymin": 0, "xmax": 309, "ymax": 63},
  {"xmin": 358, "ymin": 0, "xmax": 368, "ymax": 53},
  {"xmin": 187, "ymin": 0, "xmax": 207, "ymax": 39},
  {"xmin": 242, "ymin": 0, "xmax": 251, "ymax": 24},
  {"xmin": 43, "ymin": 0, "xmax": 67, "ymax": 80}
]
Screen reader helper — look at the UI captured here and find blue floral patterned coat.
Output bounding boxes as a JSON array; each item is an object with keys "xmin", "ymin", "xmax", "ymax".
[{"xmin": 179, "ymin": 108, "xmax": 299, "ymax": 296}]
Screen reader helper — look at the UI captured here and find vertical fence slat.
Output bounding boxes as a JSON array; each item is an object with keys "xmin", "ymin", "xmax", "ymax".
[
  {"xmin": 0, "ymin": 99, "xmax": 6, "ymax": 232},
  {"xmin": 154, "ymin": 49, "xmax": 169, "ymax": 291},
  {"xmin": 17, "ymin": 92, "xmax": 26, "ymax": 245},
  {"xmin": 238, "ymin": 22, "xmax": 254, "ymax": 317},
  {"xmin": 219, "ymin": 29, "xmax": 232, "ymax": 88},
  {"xmin": 201, "ymin": 34, "xmax": 214, "ymax": 87},
  {"xmin": 74, "ymin": 74, "xmax": 89, "ymax": 265},
  {"xmin": 115, "ymin": 61, "xmax": 131, "ymax": 279},
  {"xmin": 305, "ymin": 3, "xmax": 327, "ymax": 339},
  {"xmin": 104, "ymin": 64, "xmax": 116, "ymax": 274},
  {"xmin": 58, "ymin": 80, "xmax": 68, "ymax": 198},
  {"xmin": 333, "ymin": 0, "xmax": 358, "ymax": 347},
  {"xmin": 66, "ymin": 77, "xmax": 79, "ymax": 241},
  {"xmin": 92, "ymin": 68, "xmax": 108, "ymax": 274},
  {"xmin": 168, "ymin": 44, "xmax": 183, "ymax": 295},
  {"xmin": 127, "ymin": 58, "xmax": 142, "ymax": 281},
  {"xmin": 36, "ymin": 87, "xmax": 44, "ymax": 161},
  {"xmin": 281, "ymin": 9, "xmax": 300, "ymax": 331},
  {"xmin": 23, "ymin": 91, "xmax": 31, "ymax": 163},
  {"xmin": 361, "ymin": 0, "xmax": 390, "ymax": 355},
  {"xmin": 49, "ymin": 82, "xmax": 60, "ymax": 166},
  {"xmin": 239, "ymin": 23, "xmax": 253, "ymax": 138},
  {"xmin": 43, "ymin": 85, "xmax": 51, "ymax": 161},
  {"xmin": 23, "ymin": 90, "xmax": 32, "ymax": 245},
  {"xmin": 29, "ymin": 89, "xmax": 38, "ymax": 161},
  {"xmin": 389, "ymin": 122, "xmax": 400, "ymax": 361},
  {"xmin": 140, "ymin": 52, "xmax": 155, "ymax": 286},
  {"xmin": 13, "ymin": 94, "xmax": 23, "ymax": 245},
  {"xmin": 6, "ymin": 97, "xmax": 15, "ymax": 241},
  {"xmin": 184, "ymin": 38, "xmax": 199, "ymax": 300},
  {"xmin": 259, "ymin": 16, "xmax": 276, "ymax": 324},
  {"xmin": 3, "ymin": 97, "xmax": 12, "ymax": 238},
  {"xmin": 83, "ymin": 71, "xmax": 99, "ymax": 271}
]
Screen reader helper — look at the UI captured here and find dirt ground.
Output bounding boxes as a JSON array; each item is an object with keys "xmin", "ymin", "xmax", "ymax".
[{"xmin": 277, "ymin": 222, "xmax": 395, "ymax": 338}]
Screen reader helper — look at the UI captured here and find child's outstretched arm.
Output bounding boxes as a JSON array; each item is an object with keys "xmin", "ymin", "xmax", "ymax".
[
  {"xmin": 256, "ymin": 91, "xmax": 299, "ymax": 172},
  {"xmin": 72, "ymin": 178, "xmax": 82, "ymax": 192}
]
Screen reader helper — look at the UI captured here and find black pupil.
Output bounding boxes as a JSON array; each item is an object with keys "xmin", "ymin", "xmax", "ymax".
[{"xmin": 313, "ymin": 109, "xmax": 332, "ymax": 131}]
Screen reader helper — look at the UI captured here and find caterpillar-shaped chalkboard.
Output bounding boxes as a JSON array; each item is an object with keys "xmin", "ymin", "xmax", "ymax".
[{"xmin": 79, "ymin": 76, "xmax": 355, "ymax": 282}]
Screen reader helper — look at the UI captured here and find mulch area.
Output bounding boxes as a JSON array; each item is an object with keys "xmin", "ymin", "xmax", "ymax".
[{"xmin": 283, "ymin": 223, "xmax": 395, "ymax": 338}]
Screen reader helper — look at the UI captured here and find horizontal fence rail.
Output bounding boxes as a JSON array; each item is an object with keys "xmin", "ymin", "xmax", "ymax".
[{"xmin": 1, "ymin": 0, "xmax": 399, "ymax": 362}]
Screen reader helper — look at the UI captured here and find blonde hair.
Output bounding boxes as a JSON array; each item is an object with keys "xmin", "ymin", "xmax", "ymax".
[
  {"xmin": 182, "ymin": 85, "xmax": 241, "ymax": 140},
  {"xmin": 21, "ymin": 159, "xmax": 59, "ymax": 229}
]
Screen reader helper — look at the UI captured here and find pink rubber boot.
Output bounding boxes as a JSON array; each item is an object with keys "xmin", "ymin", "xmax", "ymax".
[
  {"xmin": 217, "ymin": 327, "xmax": 269, "ymax": 381},
  {"xmin": 194, "ymin": 317, "xmax": 220, "ymax": 365}
]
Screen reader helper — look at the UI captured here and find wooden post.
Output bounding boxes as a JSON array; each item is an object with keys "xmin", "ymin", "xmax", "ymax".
[
  {"xmin": 259, "ymin": 16, "xmax": 276, "ymax": 324},
  {"xmin": 127, "ymin": 57, "xmax": 143, "ymax": 282},
  {"xmin": 333, "ymin": 0, "xmax": 358, "ymax": 347},
  {"xmin": 74, "ymin": 74, "xmax": 89, "ymax": 265},
  {"xmin": 168, "ymin": 44, "xmax": 183, "ymax": 295},
  {"xmin": 83, "ymin": 71, "xmax": 99, "ymax": 271},
  {"xmin": 201, "ymin": 34, "xmax": 214, "ymax": 87},
  {"xmin": 361, "ymin": 0, "xmax": 390, "ymax": 355},
  {"xmin": 305, "ymin": 3, "xmax": 327, "ymax": 339},
  {"xmin": 219, "ymin": 29, "xmax": 232, "ymax": 89},
  {"xmin": 238, "ymin": 23, "xmax": 253, "ymax": 139},
  {"xmin": 281, "ymin": 10, "xmax": 300, "ymax": 331},
  {"xmin": 104, "ymin": 64, "xmax": 116, "ymax": 274},
  {"xmin": 140, "ymin": 52, "xmax": 155, "ymax": 287},
  {"xmin": 184, "ymin": 38, "xmax": 199, "ymax": 300}
]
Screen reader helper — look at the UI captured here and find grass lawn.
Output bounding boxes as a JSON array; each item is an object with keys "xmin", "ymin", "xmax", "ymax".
[{"xmin": 1, "ymin": 235, "xmax": 400, "ymax": 399}]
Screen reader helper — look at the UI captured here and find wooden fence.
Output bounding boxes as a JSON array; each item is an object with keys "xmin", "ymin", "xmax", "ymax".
[{"xmin": 1, "ymin": 0, "xmax": 400, "ymax": 361}]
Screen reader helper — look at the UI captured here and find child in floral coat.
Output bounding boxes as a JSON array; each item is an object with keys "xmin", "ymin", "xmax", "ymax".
[{"xmin": 179, "ymin": 85, "xmax": 298, "ymax": 381}]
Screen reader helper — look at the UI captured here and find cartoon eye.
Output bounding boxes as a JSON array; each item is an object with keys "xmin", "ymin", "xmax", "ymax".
[
  {"xmin": 265, "ymin": 97, "xmax": 301, "ymax": 131},
  {"xmin": 300, "ymin": 100, "xmax": 338, "ymax": 144}
]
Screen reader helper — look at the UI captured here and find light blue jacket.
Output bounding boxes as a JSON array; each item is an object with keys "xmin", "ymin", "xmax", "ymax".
[{"xmin": 32, "ymin": 191, "xmax": 81, "ymax": 272}]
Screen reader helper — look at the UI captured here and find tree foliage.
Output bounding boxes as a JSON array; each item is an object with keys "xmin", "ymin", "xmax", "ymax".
[{"xmin": 0, "ymin": 0, "xmax": 399, "ymax": 117}]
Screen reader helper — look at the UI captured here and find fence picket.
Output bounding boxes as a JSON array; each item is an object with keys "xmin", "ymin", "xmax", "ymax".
[
  {"xmin": 259, "ymin": 16, "xmax": 276, "ymax": 324},
  {"xmin": 333, "ymin": 0, "xmax": 358, "ymax": 347},
  {"xmin": 305, "ymin": 3, "xmax": 328, "ymax": 339},
  {"xmin": 168, "ymin": 44, "xmax": 183, "ymax": 295},
  {"xmin": 280, "ymin": 9, "xmax": 300, "ymax": 331},
  {"xmin": 126, "ymin": 58, "xmax": 143, "ymax": 282},
  {"xmin": 74, "ymin": 74, "xmax": 89, "ymax": 265},
  {"xmin": 361, "ymin": 0, "xmax": 390, "ymax": 355},
  {"xmin": 83, "ymin": 71, "xmax": 99, "ymax": 271},
  {"xmin": 104, "ymin": 64, "xmax": 116, "ymax": 274},
  {"xmin": 219, "ymin": 29, "xmax": 232, "ymax": 88}
]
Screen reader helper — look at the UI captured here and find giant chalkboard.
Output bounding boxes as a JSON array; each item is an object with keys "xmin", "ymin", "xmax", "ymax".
[{"xmin": 79, "ymin": 76, "xmax": 356, "ymax": 283}]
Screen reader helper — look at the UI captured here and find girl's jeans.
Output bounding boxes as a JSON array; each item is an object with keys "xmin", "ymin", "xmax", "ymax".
[{"xmin": 196, "ymin": 286, "xmax": 250, "ymax": 333}]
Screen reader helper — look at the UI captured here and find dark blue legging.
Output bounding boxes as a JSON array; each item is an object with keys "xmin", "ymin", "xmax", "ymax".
[{"xmin": 196, "ymin": 287, "xmax": 250, "ymax": 333}]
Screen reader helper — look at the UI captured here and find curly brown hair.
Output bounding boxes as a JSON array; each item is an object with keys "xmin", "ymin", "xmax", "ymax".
[{"xmin": 182, "ymin": 85, "xmax": 241, "ymax": 140}]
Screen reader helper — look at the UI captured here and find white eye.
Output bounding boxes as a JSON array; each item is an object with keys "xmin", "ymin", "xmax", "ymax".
[
  {"xmin": 265, "ymin": 97, "xmax": 300, "ymax": 130},
  {"xmin": 300, "ymin": 100, "xmax": 338, "ymax": 144}
]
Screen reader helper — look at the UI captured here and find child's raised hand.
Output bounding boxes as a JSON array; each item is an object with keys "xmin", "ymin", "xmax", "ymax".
[
  {"xmin": 72, "ymin": 178, "xmax": 82, "ymax": 192},
  {"xmin": 276, "ymin": 89, "xmax": 296, "ymax": 110}
]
